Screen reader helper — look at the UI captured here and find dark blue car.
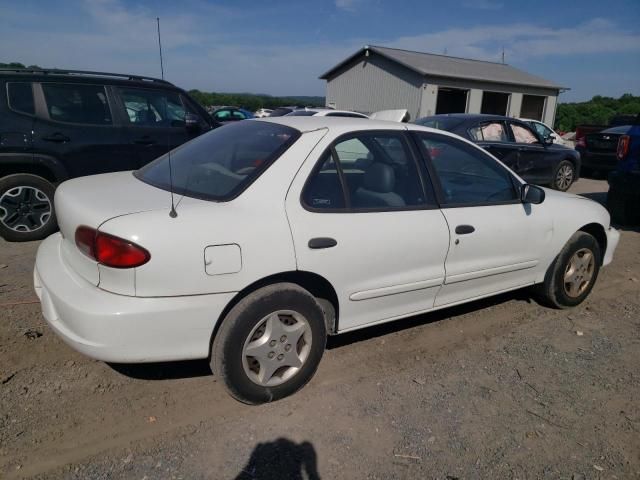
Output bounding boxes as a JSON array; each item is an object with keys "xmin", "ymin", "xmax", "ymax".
[
  {"xmin": 607, "ymin": 115, "xmax": 640, "ymax": 225},
  {"xmin": 415, "ymin": 114, "xmax": 581, "ymax": 191}
]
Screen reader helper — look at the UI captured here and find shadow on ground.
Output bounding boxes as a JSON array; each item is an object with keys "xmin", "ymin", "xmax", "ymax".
[{"xmin": 234, "ymin": 438, "xmax": 320, "ymax": 480}]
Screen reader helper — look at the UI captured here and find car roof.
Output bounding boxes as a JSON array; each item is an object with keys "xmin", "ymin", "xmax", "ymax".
[
  {"xmin": 0, "ymin": 69, "xmax": 178, "ymax": 90},
  {"xmin": 255, "ymin": 115, "xmax": 460, "ymax": 138},
  {"xmin": 426, "ymin": 113, "xmax": 514, "ymax": 121}
]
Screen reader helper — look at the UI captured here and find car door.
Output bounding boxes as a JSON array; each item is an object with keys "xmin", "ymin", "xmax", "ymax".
[
  {"xmin": 285, "ymin": 129, "xmax": 450, "ymax": 332},
  {"xmin": 468, "ymin": 120, "xmax": 520, "ymax": 171},
  {"xmin": 31, "ymin": 82, "xmax": 133, "ymax": 177},
  {"xmin": 412, "ymin": 131, "xmax": 552, "ymax": 307},
  {"xmin": 508, "ymin": 120, "xmax": 553, "ymax": 184},
  {"xmin": 113, "ymin": 86, "xmax": 205, "ymax": 167}
]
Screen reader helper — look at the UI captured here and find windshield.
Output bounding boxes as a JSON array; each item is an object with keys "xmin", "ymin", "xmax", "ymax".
[
  {"xmin": 135, "ymin": 121, "xmax": 300, "ymax": 201},
  {"xmin": 414, "ymin": 116, "xmax": 465, "ymax": 131}
]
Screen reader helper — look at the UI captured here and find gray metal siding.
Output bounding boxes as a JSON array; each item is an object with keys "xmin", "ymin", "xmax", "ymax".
[{"xmin": 325, "ymin": 55, "xmax": 423, "ymax": 121}]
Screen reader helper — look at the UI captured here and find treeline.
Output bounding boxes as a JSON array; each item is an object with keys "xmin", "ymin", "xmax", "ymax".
[
  {"xmin": 188, "ymin": 89, "xmax": 325, "ymax": 112},
  {"xmin": 556, "ymin": 94, "xmax": 640, "ymax": 131},
  {"xmin": 0, "ymin": 61, "xmax": 41, "ymax": 69}
]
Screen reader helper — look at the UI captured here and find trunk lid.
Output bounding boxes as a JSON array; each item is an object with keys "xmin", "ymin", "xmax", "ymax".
[
  {"xmin": 585, "ymin": 132, "xmax": 621, "ymax": 153},
  {"xmin": 55, "ymin": 171, "xmax": 173, "ymax": 287}
]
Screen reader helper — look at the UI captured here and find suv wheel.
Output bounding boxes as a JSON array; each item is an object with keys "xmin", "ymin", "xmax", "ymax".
[
  {"xmin": 0, "ymin": 174, "xmax": 57, "ymax": 242},
  {"xmin": 211, "ymin": 283, "xmax": 327, "ymax": 404},
  {"xmin": 552, "ymin": 160, "xmax": 575, "ymax": 191}
]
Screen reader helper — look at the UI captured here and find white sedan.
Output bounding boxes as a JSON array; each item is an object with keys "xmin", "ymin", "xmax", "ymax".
[{"xmin": 34, "ymin": 117, "xmax": 619, "ymax": 404}]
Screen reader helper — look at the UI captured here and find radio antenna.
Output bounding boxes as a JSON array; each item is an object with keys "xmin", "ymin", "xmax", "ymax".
[{"xmin": 157, "ymin": 16, "xmax": 177, "ymax": 218}]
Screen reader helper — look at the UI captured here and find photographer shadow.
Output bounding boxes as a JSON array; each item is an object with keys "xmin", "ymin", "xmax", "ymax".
[{"xmin": 235, "ymin": 437, "xmax": 320, "ymax": 480}]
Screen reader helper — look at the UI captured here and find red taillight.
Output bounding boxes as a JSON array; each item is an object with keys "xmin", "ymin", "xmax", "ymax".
[
  {"xmin": 617, "ymin": 135, "xmax": 630, "ymax": 161},
  {"xmin": 75, "ymin": 226, "xmax": 97, "ymax": 259},
  {"xmin": 576, "ymin": 136, "xmax": 586, "ymax": 148},
  {"xmin": 75, "ymin": 226, "xmax": 150, "ymax": 268}
]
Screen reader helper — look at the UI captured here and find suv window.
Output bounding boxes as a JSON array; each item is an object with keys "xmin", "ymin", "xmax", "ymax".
[
  {"xmin": 7, "ymin": 82, "xmax": 35, "ymax": 115},
  {"xmin": 468, "ymin": 122, "xmax": 507, "ymax": 142},
  {"xmin": 510, "ymin": 123, "xmax": 539, "ymax": 144},
  {"xmin": 417, "ymin": 133, "xmax": 517, "ymax": 206},
  {"xmin": 117, "ymin": 87, "xmax": 187, "ymax": 127},
  {"xmin": 136, "ymin": 121, "xmax": 299, "ymax": 201},
  {"xmin": 303, "ymin": 132, "xmax": 431, "ymax": 210},
  {"xmin": 42, "ymin": 84, "xmax": 112, "ymax": 125}
]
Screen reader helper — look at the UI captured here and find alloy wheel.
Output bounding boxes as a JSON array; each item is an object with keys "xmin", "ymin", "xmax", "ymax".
[
  {"xmin": 0, "ymin": 186, "xmax": 52, "ymax": 233},
  {"xmin": 242, "ymin": 310, "xmax": 312, "ymax": 387},
  {"xmin": 563, "ymin": 248, "xmax": 595, "ymax": 298},
  {"xmin": 556, "ymin": 164, "xmax": 574, "ymax": 190}
]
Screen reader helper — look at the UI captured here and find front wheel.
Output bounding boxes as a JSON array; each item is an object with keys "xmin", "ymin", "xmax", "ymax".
[
  {"xmin": 552, "ymin": 160, "xmax": 575, "ymax": 191},
  {"xmin": 536, "ymin": 231, "xmax": 601, "ymax": 308},
  {"xmin": 0, "ymin": 174, "xmax": 57, "ymax": 242},
  {"xmin": 211, "ymin": 283, "xmax": 327, "ymax": 404}
]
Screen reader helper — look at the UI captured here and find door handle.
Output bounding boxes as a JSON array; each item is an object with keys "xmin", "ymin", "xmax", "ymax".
[
  {"xmin": 42, "ymin": 133, "xmax": 70, "ymax": 143},
  {"xmin": 455, "ymin": 225, "xmax": 475, "ymax": 235},
  {"xmin": 133, "ymin": 137, "xmax": 156, "ymax": 145},
  {"xmin": 308, "ymin": 237, "xmax": 337, "ymax": 249}
]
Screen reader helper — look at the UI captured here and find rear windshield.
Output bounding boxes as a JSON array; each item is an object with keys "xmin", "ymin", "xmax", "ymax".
[
  {"xmin": 135, "ymin": 121, "xmax": 300, "ymax": 201},
  {"xmin": 414, "ymin": 116, "xmax": 465, "ymax": 131},
  {"xmin": 287, "ymin": 110, "xmax": 317, "ymax": 116},
  {"xmin": 269, "ymin": 107, "xmax": 294, "ymax": 117}
]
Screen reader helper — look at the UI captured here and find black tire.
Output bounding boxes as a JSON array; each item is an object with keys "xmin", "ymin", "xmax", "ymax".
[
  {"xmin": 0, "ymin": 174, "xmax": 57, "ymax": 242},
  {"xmin": 536, "ymin": 232, "xmax": 601, "ymax": 309},
  {"xmin": 551, "ymin": 160, "xmax": 575, "ymax": 191},
  {"xmin": 211, "ymin": 283, "xmax": 327, "ymax": 404}
]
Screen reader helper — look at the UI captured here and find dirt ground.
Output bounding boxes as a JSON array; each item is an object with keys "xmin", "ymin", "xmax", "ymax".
[{"xmin": 1, "ymin": 178, "xmax": 639, "ymax": 479}]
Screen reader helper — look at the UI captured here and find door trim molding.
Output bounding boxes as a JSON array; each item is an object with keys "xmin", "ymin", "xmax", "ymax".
[
  {"xmin": 350, "ymin": 277, "xmax": 444, "ymax": 301},
  {"xmin": 444, "ymin": 260, "xmax": 538, "ymax": 285}
]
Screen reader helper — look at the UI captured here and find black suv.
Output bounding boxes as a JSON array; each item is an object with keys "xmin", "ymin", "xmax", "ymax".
[
  {"xmin": 415, "ymin": 114, "xmax": 581, "ymax": 192},
  {"xmin": 0, "ymin": 69, "xmax": 218, "ymax": 241}
]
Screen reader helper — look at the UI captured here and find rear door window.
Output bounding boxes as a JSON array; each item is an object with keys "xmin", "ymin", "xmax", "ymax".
[
  {"xmin": 116, "ymin": 87, "xmax": 187, "ymax": 127},
  {"xmin": 7, "ymin": 82, "xmax": 35, "ymax": 115},
  {"xmin": 303, "ymin": 132, "xmax": 433, "ymax": 210},
  {"xmin": 41, "ymin": 84, "xmax": 112, "ymax": 125},
  {"xmin": 468, "ymin": 122, "xmax": 508, "ymax": 142}
]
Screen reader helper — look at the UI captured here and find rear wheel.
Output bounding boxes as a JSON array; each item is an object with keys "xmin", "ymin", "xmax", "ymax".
[
  {"xmin": 211, "ymin": 283, "xmax": 327, "ymax": 404},
  {"xmin": 0, "ymin": 174, "xmax": 57, "ymax": 242},
  {"xmin": 536, "ymin": 232, "xmax": 601, "ymax": 308},
  {"xmin": 552, "ymin": 160, "xmax": 575, "ymax": 191}
]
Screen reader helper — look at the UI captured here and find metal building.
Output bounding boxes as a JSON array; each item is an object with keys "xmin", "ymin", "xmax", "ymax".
[{"xmin": 320, "ymin": 45, "xmax": 565, "ymax": 125}]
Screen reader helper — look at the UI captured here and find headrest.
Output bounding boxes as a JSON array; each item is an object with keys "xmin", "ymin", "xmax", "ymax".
[{"xmin": 363, "ymin": 162, "xmax": 395, "ymax": 193}]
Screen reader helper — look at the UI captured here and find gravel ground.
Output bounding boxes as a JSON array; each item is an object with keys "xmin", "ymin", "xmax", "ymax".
[{"xmin": 1, "ymin": 178, "xmax": 639, "ymax": 479}]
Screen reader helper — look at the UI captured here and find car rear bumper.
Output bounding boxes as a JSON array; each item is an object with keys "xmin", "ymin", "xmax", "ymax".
[
  {"xmin": 603, "ymin": 226, "xmax": 620, "ymax": 267},
  {"xmin": 582, "ymin": 152, "xmax": 617, "ymax": 171},
  {"xmin": 34, "ymin": 233, "xmax": 236, "ymax": 363}
]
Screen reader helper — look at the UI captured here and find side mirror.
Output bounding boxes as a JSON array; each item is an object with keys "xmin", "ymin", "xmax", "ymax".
[
  {"xmin": 185, "ymin": 113, "xmax": 201, "ymax": 132},
  {"xmin": 543, "ymin": 135, "xmax": 554, "ymax": 146},
  {"xmin": 521, "ymin": 184, "xmax": 545, "ymax": 204}
]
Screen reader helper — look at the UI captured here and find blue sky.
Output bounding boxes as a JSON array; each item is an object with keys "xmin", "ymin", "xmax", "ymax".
[{"xmin": 1, "ymin": 0, "xmax": 639, "ymax": 102}]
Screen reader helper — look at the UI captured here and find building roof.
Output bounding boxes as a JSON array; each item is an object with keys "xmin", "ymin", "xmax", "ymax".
[{"xmin": 319, "ymin": 45, "xmax": 564, "ymax": 91}]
